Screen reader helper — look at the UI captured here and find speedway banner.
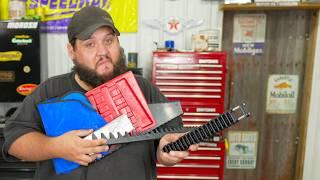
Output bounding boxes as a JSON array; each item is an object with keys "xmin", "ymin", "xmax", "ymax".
[{"xmin": 26, "ymin": 0, "xmax": 138, "ymax": 33}]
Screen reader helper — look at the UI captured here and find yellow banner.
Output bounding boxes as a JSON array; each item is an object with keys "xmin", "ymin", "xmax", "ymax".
[
  {"xmin": 26, "ymin": 0, "xmax": 137, "ymax": 33},
  {"xmin": 108, "ymin": 0, "xmax": 138, "ymax": 33}
]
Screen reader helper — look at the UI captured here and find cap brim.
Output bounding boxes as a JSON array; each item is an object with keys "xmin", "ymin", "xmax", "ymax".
[{"xmin": 76, "ymin": 22, "xmax": 120, "ymax": 40}]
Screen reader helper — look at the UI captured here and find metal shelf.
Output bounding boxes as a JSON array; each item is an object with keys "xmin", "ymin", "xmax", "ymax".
[{"xmin": 221, "ymin": 2, "xmax": 320, "ymax": 11}]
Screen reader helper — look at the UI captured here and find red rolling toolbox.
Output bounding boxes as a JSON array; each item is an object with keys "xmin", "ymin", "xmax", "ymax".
[{"xmin": 152, "ymin": 51, "xmax": 227, "ymax": 180}]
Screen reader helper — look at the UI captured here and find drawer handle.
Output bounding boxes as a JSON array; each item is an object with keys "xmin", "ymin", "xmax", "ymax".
[
  {"xmin": 199, "ymin": 64, "xmax": 222, "ymax": 68},
  {"xmin": 184, "ymin": 112, "xmax": 220, "ymax": 116},
  {"xmin": 183, "ymin": 118, "xmax": 212, "ymax": 122},
  {"xmin": 185, "ymin": 156, "xmax": 221, "ymax": 160},
  {"xmin": 156, "ymin": 70, "xmax": 223, "ymax": 74},
  {"xmin": 165, "ymin": 94, "xmax": 221, "ymax": 98},
  {"xmin": 199, "ymin": 59, "xmax": 220, "ymax": 64},
  {"xmin": 156, "ymin": 64, "xmax": 223, "ymax": 68},
  {"xmin": 157, "ymin": 164, "xmax": 220, "ymax": 168},
  {"xmin": 156, "ymin": 82, "xmax": 222, "ymax": 86},
  {"xmin": 157, "ymin": 175, "xmax": 219, "ymax": 179},
  {"xmin": 184, "ymin": 124, "xmax": 202, "ymax": 127},
  {"xmin": 160, "ymin": 88, "xmax": 221, "ymax": 92},
  {"xmin": 156, "ymin": 76, "xmax": 222, "ymax": 80},
  {"xmin": 198, "ymin": 147, "xmax": 221, "ymax": 151},
  {"xmin": 156, "ymin": 64, "xmax": 178, "ymax": 69}
]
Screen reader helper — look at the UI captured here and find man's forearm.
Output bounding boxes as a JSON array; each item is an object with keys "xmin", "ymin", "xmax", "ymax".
[{"xmin": 8, "ymin": 131, "xmax": 59, "ymax": 161}]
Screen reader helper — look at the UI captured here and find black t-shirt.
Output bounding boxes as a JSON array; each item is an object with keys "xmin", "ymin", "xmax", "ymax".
[{"xmin": 2, "ymin": 72, "xmax": 182, "ymax": 180}]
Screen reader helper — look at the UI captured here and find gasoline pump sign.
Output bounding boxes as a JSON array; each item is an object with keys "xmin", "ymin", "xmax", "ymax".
[{"xmin": 0, "ymin": 21, "xmax": 40, "ymax": 102}]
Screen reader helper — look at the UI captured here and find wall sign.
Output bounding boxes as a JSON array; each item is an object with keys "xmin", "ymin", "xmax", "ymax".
[
  {"xmin": 0, "ymin": 71, "xmax": 15, "ymax": 82},
  {"xmin": 226, "ymin": 131, "xmax": 258, "ymax": 169},
  {"xmin": 233, "ymin": 13, "xmax": 266, "ymax": 55},
  {"xmin": 143, "ymin": 17, "xmax": 203, "ymax": 34},
  {"xmin": 266, "ymin": 74, "xmax": 299, "ymax": 114}
]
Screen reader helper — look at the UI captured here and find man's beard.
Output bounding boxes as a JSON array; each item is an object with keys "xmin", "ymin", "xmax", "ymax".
[{"xmin": 72, "ymin": 49, "xmax": 127, "ymax": 88}]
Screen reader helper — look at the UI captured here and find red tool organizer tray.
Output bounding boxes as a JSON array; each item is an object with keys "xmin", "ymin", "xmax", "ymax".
[{"xmin": 85, "ymin": 71, "xmax": 156, "ymax": 133}]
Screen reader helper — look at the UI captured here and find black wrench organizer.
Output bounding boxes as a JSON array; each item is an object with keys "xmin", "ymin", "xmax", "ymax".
[
  {"xmin": 93, "ymin": 103, "xmax": 250, "ymax": 151},
  {"xmin": 162, "ymin": 103, "xmax": 250, "ymax": 153}
]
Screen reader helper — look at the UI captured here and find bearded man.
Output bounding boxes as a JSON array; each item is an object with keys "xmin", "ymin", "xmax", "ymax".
[{"xmin": 2, "ymin": 6, "xmax": 197, "ymax": 180}]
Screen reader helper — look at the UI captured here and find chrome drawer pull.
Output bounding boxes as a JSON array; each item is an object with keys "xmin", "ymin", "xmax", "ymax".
[
  {"xmin": 157, "ymin": 164, "xmax": 220, "ymax": 168},
  {"xmin": 184, "ymin": 124, "xmax": 202, "ymax": 127},
  {"xmin": 185, "ymin": 156, "xmax": 221, "ymax": 160},
  {"xmin": 183, "ymin": 118, "xmax": 211, "ymax": 122},
  {"xmin": 156, "ymin": 64, "xmax": 223, "ymax": 68},
  {"xmin": 156, "ymin": 64, "xmax": 178, "ymax": 68},
  {"xmin": 178, "ymin": 64, "xmax": 222, "ymax": 68},
  {"xmin": 156, "ymin": 76, "xmax": 222, "ymax": 80},
  {"xmin": 199, "ymin": 59, "xmax": 219, "ymax": 64},
  {"xmin": 165, "ymin": 95, "xmax": 221, "ymax": 98},
  {"xmin": 184, "ymin": 112, "xmax": 220, "ymax": 116},
  {"xmin": 156, "ymin": 70, "xmax": 223, "ymax": 74},
  {"xmin": 157, "ymin": 175, "xmax": 219, "ymax": 179},
  {"xmin": 198, "ymin": 147, "xmax": 221, "ymax": 151},
  {"xmin": 160, "ymin": 88, "xmax": 221, "ymax": 92},
  {"xmin": 156, "ymin": 82, "xmax": 222, "ymax": 86},
  {"xmin": 199, "ymin": 64, "xmax": 222, "ymax": 68}
]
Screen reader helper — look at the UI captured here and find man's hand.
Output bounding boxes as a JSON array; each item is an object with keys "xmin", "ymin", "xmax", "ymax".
[
  {"xmin": 157, "ymin": 133, "xmax": 199, "ymax": 166},
  {"xmin": 9, "ymin": 130, "xmax": 109, "ymax": 165},
  {"xmin": 51, "ymin": 129, "xmax": 109, "ymax": 166}
]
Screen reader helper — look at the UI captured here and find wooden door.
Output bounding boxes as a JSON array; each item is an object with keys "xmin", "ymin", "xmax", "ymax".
[{"xmin": 222, "ymin": 10, "xmax": 316, "ymax": 180}]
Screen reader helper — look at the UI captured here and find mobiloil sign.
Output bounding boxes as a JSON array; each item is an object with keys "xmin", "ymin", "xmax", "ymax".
[
  {"xmin": 266, "ymin": 75, "xmax": 299, "ymax": 114},
  {"xmin": 0, "ymin": 21, "xmax": 40, "ymax": 102}
]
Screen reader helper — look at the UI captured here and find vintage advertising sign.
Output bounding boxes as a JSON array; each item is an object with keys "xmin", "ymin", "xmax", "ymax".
[
  {"xmin": 26, "ymin": 0, "xmax": 138, "ymax": 33},
  {"xmin": 233, "ymin": 13, "xmax": 266, "ymax": 55},
  {"xmin": 226, "ymin": 131, "xmax": 258, "ymax": 169},
  {"xmin": 16, "ymin": 83, "xmax": 38, "ymax": 96},
  {"xmin": 266, "ymin": 74, "xmax": 299, "ymax": 114},
  {"xmin": 0, "ymin": 71, "xmax": 15, "ymax": 82}
]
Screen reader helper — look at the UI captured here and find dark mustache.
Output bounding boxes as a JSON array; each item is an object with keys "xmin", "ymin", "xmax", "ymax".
[
  {"xmin": 95, "ymin": 48, "xmax": 128, "ymax": 75},
  {"xmin": 95, "ymin": 55, "xmax": 112, "ymax": 67}
]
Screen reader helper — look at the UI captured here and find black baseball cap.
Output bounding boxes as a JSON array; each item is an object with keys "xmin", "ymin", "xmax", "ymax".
[{"xmin": 67, "ymin": 6, "xmax": 120, "ymax": 42}]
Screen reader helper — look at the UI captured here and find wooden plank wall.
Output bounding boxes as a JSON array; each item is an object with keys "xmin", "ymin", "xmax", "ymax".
[{"xmin": 222, "ymin": 10, "xmax": 315, "ymax": 180}]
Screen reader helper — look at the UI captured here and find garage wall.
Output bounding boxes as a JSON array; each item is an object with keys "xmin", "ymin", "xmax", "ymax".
[
  {"xmin": 0, "ymin": 0, "xmax": 223, "ymax": 133},
  {"xmin": 0, "ymin": 0, "xmax": 223, "ymax": 142},
  {"xmin": 1, "ymin": 1, "xmax": 319, "ymax": 179},
  {"xmin": 42, "ymin": 0, "xmax": 223, "ymax": 80}
]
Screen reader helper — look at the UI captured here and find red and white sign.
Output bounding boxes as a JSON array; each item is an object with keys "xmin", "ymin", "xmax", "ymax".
[{"xmin": 16, "ymin": 83, "xmax": 37, "ymax": 96}]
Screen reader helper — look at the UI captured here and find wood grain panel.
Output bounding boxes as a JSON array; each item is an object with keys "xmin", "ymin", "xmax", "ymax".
[
  {"xmin": 222, "ymin": 10, "xmax": 315, "ymax": 180},
  {"xmin": 294, "ymin": 11, "xmax": 319, "ymax": 180}
]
